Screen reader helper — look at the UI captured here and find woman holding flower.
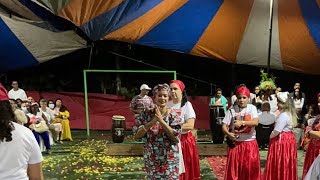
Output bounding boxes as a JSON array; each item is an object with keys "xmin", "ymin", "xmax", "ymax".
[{"xmin": 133, "ymin": 84, "xmax": 182, "ymax": 179}]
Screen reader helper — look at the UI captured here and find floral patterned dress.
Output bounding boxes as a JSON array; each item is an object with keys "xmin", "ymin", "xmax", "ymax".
[{"xmin": 132, "ymin": 110, "xmax": 182, "ymax": 180}]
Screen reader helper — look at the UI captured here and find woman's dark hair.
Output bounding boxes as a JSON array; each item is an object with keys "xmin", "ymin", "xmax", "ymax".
[
  {"xmin": 59, "ymin": 105, "xmax": 68, "ymax": 112},
  {"xmin": 181, "ymin": 90, "xmax": 189, "ymax": 108},
  {"xmin": 30, "ymin": 104, "xmax": 40, "ymax": 114},
  {"xmin": 0, "ymin": 101, "xmax": 15, "ymax": 142},
  {"xmin": 16, "ymin": 98, "xmax": 22, "ymax": 108},
  {"xmin": 55, "ymin": 98, "xmax": 62, "ymax": 104},
  {"xmin": 293, "ymin": 90, "xmax": 302, "ymax": 100}
]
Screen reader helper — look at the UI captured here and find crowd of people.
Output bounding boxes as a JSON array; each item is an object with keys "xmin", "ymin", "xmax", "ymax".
[
  {"xmin": 211, "ymin": 82, "xmax": 320, "ymax": 180},
  {"xmin": 131, "ymin": 80, "xmax": 320, "ymax": 180},
  {"xmin": 0, "ymin": 81, "xmax": 74, "ymax": 179},
  {"xmin": 1, "ymin": 78, "xmax": 320, "ymax": 179}
]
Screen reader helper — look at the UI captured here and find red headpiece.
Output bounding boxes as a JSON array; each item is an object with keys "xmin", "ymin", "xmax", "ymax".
[
  {"xmin": 0, "ymin": 83, "xmax": 9, "ymax": 101},
  {"xmin": 317, "ymin": 92, "xmax": 320, "ymax": 97},
  {"xmin": 236, "ymin": 86, "xmax": 250, "ymax": 98},
  {"xmin": 170, "ymin": 80, "xmax": 185, "ymax": 92}
]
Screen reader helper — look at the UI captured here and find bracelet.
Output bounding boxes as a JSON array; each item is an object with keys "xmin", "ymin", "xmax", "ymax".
[
  {"xmin": 142, "ymin": 125, "xmax": 148, "ymax": 132},
  {"xmin": 242, "ymin": 121, "xmax": 245, "ymax": 126}
]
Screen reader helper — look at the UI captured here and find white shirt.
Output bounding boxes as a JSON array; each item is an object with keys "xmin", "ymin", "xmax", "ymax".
[
  {"xmin": 0, "ymin": 122, "xmax": 43, "ymax": 180},
  {"xmin": 40, "ymin": 107, "xmax": 55, "ymax": 123},
  {"xmin": 293, "ymin": 98, "xmax": 304, "ymax": 109},
  {"xmin": 231, "ymin": 95, "xmax": 237, "ymax": 105},
  {"xmin": 167, "ymin": 101, "xmax": 196, "ymax": 124},
  {"xmin": 223, "ymin": 104, "xmax": 258, "ymax": 141},
  {"xmin": 274, "ymin": 112, "xmax": 293, "ymax": 132},
  {"xmin": 258, "ymin": 111, "xmax": 276, "ymax": 125},
  {"xmin": 8, "ymin": 88, "xmax": 27, "ymax": 101},
  {"xmin": 269, "ymin": 95, "xmax": 278, "ymax": 113}
]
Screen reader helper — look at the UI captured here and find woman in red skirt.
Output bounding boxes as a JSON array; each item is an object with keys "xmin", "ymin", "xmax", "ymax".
[
  {"xmin": 302, "ymin": 114, "xmax": 320, "ymax": 179},
  {"xmin": 222, "ymin": 85, "xmax": 261, "ymax": 180},
  {"xmin": 263, "ymin": 92, "xmax": 298, "ymax": 180},
  {"xmin": 168, "ymin": 80, "xmax": 200, "ymax": 180}
]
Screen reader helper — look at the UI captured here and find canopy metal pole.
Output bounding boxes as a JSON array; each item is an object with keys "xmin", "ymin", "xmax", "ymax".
[
  {"xmin": 87, "ymin": 43, "xmax": 94, "ymax": 69},
  {"xmin": 267, "ymin": 0, "xmax": 274, "ymax": 76}
]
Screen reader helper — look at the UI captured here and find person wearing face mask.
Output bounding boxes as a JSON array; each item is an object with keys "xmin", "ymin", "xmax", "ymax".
[
  {"xmin": 48, "ymin": 100, "xmax": 55, "ymax": 110},
  {"xmin": 168, "ymin": 80, "xmax": 200, "ymax": 180},
  {"xmin": 39, "ymin": 99, "xmax": 62, "ymax": 144},
  {"xmin": 20, "ymin": 102, "xmax": 29, "ymax": 114},
  {"xmin": 263, "ymin": 92, "xmax": 298, "ymax": 180},
  {"xmin": 132, "ymin": 84, "xmax": 182, "ymax": 179},
  {"xmin": 222, "ymin": 85, "xmax": 260, "ymax": 180}
]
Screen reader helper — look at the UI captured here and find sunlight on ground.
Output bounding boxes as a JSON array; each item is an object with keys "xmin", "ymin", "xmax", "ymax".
[{"xmin": 43, "ymin": 131, "xmax": 305, "ymax": 180}]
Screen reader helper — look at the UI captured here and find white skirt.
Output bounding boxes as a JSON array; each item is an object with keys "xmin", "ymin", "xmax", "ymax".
[
  {"xmin": 178, "ymin": 140, "xmax": 185, "ymax": 174},
  {"xmin": 304, "ymin": 155, "xmax": 320, "ymax": 180}
]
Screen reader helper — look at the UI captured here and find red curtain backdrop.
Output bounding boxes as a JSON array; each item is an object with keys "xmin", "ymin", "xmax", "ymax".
[{"xmin": 27, "ymin": 91, "xmax": 229, "ymax": 130}]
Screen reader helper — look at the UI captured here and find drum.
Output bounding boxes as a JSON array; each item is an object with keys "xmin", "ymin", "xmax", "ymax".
[
  {"xmin": 111, "ymin": 115, "xmax": 126, "ymax": 143},
  {"xmin": 211, "ymin": 105, "xmax": 225, "ymax": 125},
  {"xmin": 209, "ymin": 105, "xmax": 225, "ymax": 144}
]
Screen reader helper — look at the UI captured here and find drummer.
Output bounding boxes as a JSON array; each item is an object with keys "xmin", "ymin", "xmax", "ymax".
[
  {"xmin": 130, "ymin": 84, "xmax": 155, "ymax": 115},
  {"xmin": 209, "ymin": 88, "xmax": 228, "ymax": 112}
]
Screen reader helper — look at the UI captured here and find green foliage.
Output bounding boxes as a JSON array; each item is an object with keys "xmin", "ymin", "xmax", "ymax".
[
  {"xmin": 259, "ymin": 70, "xmax": 276, "ymax": 91},
  {"xmin": 119, "ymin": 87, "xmax": 138, "ymax": 99}
]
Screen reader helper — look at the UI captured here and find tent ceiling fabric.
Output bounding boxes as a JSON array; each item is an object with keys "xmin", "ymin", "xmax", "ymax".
[
  {"xmin": 0, "ymin": 4, "xmax": 86, "ymax": 72},
  {"xmin": 0, "ymin": 0, "xmax": 41, "ymax": 20},
  {"xmin": 1, "ymin": 0, "xmax": 319, "ymax": 74}
]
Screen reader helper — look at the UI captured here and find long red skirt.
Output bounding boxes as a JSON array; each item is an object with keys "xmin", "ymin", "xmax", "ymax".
[
  {"xmin": 302, "ymin": 139, "xmax": 320, "ymax": 179},
  {"xmin": 263, "ymin": 132, "xmax": 297, "ymax": 180},
  {"xmin": 224, "ymin": 139, "xmax": 261, "ymax": 180},
  {"xmin": 179, "ymin": 131, "xmax": 201, "ymax": 180}
]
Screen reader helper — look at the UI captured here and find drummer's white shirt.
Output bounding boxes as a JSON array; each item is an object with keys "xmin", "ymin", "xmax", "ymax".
[{"xmin": 167, "ymin": 101, "xmax": 196, "ymax": 124}]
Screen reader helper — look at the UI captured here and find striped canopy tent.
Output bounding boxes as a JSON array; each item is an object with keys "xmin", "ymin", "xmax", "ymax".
[
  {"xmin": 1, "ymin": 0, "xmax": 319, "ymax": 74},
  {"xmin": 0, "ymin": 0, "xmax": 86, "ymax": 72}
]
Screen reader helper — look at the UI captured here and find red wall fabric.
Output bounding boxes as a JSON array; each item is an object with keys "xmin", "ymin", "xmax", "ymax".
[{"xmin": 27, "ymin": 91, "xmax": 228, "ymax": 130}]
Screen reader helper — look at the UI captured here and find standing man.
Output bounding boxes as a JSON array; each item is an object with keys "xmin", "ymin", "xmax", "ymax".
[
  {"xmin": 8, "ymin": 81, "xmax": 27, "ymax": 101},
  {"xmin": 209, "ymin": 88, "xmax": 228, "ymax": 112},
  {"xmin": 130, "ymin": 84, "xmax": 154, "ymax": 115}
]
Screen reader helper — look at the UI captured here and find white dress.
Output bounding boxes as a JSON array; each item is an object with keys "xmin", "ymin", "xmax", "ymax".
[{"xmin": 304, "ymin": 155, "xmax": 320, "ymax": 180}]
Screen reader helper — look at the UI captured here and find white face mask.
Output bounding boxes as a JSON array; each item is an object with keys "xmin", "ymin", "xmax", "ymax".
[
  {"xmin": 48, "ymin": 104, "xmax": 55, "ymax": 109},
  {"xmin": 21, "ymin": 107, "xmax": 28, "ymax": 113}
]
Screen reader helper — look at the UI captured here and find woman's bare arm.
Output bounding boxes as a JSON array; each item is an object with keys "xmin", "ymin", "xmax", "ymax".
[{"xmin": 27, "ymin": 162, "xmax": 44, "ymax": 180}]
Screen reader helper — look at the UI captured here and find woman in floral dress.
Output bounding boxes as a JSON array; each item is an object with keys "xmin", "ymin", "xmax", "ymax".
[{"xmin": 133, "ymin": 83, "xmax": 182, "ymax": 180}]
